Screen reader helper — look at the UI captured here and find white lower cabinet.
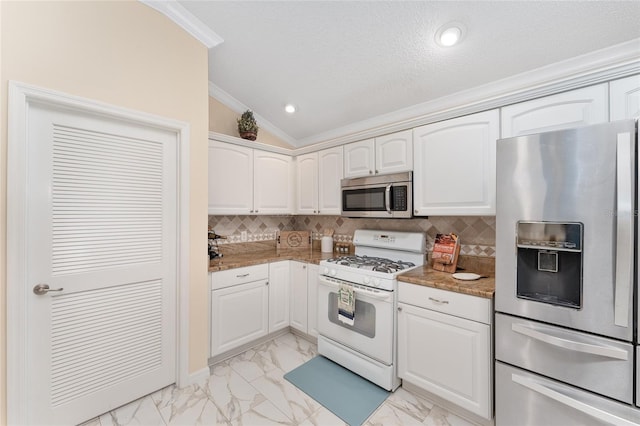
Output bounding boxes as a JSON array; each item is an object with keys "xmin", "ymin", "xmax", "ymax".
[
  {"xmin": 307, "ymin": 264, "xmax": 319, "ymax": 337},
  {"xmin": 268, "ymin": 261, "xmax": 290, "ymax": 333},
  {"xmin": 397, "ymin": 283, "xmax": 493, "ymax": 420},
  {"xmin": 210, "ymin": 277, "xmax": 269, "ymax": 357},
  {"xmin": 290, "ymin": 261, "xmax": 308, "ymax": 333}
]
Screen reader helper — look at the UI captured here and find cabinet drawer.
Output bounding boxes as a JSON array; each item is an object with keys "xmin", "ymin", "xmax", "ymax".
[
  {"xmin": 211, "ymin": 264, "xmax": 269, "ymax": 290},
  {"xmin": 495, "ymin": 313, "xmax": 633, "ymax": 404},
  {"xmin": 398, "ymin": 282, "xmax": 491, "ymax": 324}
]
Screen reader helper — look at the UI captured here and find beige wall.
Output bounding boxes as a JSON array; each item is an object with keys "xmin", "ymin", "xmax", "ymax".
[
  {"xmin": 0, "ymin": 0, "xmax": 210, "ymax": 421},
  {"xmin": 209, "ymin": 96, "xmax": 295, "ymax": 149}
]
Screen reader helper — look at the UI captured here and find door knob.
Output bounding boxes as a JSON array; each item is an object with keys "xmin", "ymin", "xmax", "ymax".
[{"xmin": 33, "ymin": 284, "xmax": 63, "ymax": 295}]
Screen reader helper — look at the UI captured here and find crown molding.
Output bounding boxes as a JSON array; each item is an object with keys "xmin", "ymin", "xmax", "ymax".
[
  {"xmin": 208, "ymin": 81, "xmax": 299, "ymax": 147},
  {"xmin": 208, "ymin": 131, "xmax": 294, "ymax": 156},
  {"xmin": 296, "ymin": 38, "xmax": 640, "ymax": 148},
  {"xmin": 140, "ymin": 0, "xmax": 223, "ymax": 48}
]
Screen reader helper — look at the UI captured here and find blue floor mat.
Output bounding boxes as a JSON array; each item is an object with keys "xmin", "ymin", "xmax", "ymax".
[{"xmin": 284, "ymin": 356, "xmax": 389, "ymax": 426}]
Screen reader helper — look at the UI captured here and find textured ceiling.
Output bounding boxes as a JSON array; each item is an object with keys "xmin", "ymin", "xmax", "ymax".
[{"xmin": 180, "ymin": 1, "xmax": 640, "ymax": 146}]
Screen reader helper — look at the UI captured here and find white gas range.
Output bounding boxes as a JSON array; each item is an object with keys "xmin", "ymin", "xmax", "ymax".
[{"xmin": 317, "ymin": 230, "xmax": 426, "ymax": 391}]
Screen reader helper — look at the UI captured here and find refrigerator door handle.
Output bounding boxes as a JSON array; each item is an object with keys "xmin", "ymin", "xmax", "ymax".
[
  {"xmin": 614, "ymin": 131, "xmax": 633, "ymax": 327},
  {"xmin": 511, "ymin": 323, "xmax": 629, "ymax": 360},
  {"xmin": 511, "ymin": 373, "xmax": 639, "ymax": 426}
]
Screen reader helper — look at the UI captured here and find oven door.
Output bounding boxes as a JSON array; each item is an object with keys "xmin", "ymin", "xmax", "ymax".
[{"xmin": 317, "ymin": 275, "xmax": 394, "ymax": 365}]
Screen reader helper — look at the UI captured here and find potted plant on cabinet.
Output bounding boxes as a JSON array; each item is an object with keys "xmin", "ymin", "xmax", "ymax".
[{"xmin": 237, "ymin": 110, "xmax": 259, "ymax": 141}]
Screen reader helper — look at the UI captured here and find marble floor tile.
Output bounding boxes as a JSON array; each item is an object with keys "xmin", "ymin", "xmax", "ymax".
[
  {"xmin": 229, "ymin": 399, "xmax": 293, "ymax": 426},
  {"xmin": 299, "ymin": 405, "xmax": 348, "ymax": 426},
  {"xmin": 256, "ymin": 338, "xmax": 314, "ymax": 372},
  {"xmin": 228, "ymin": 348, "xmax": 278, "ymax": 382},
  {"xmin": 385, "ymin": 387, "xmax": 434, "ymax": 422},
  {"xmin": 77, "ymin": 332, "xmax": 481, "ymax": 426},
  {"xmin": 99, "ymin": 395, "xmax": 165, "ymax": 426},
  {"xmin": 365, "ymin": 401, "xmax": 426, "ymax": 426},
  {"xmin": 151, "ymin": 383, "xmax": 227, "ymax": 425},
  {"xmin": 250, "ymin": 366, "xmax": 322, "ymax": 422},
  {"xmin": 422, "ymin": 405, "xmax": 476, "ymax": 426},
  {"xmin": 203, "ymin": 360, "xmax": 267, "ymax": 421}
]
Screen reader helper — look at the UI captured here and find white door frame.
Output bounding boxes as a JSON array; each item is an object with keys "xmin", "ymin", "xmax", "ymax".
[{"xmin": 6, "ymin": 81, "xmax": 192, "ymax": 424}]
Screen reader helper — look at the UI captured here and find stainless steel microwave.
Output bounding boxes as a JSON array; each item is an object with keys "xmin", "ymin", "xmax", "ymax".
[{"xmin": 341, "ymin": 171, "xmax": 413, "ymax": 218}]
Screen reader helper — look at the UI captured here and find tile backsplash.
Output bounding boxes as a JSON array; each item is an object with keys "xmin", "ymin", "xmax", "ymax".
[{"xmin": 209, "ymin": 215, "xmax": 495, "ymax": 256}]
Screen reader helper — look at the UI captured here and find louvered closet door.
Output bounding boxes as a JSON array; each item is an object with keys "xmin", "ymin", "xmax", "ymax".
[{"xmin": 26, "ymin": 102, "xmax": 177, "ymax": 425}]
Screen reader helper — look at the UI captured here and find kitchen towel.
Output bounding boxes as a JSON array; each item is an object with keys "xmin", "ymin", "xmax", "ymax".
[{"xmin": 338, "ymin": 283, "xmax": 355, "ymax": 326}]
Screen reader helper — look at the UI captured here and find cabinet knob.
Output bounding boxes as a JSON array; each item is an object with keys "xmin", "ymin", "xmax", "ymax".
[
  {"xmin": 369, "ymin": 170, "xmax": 373, "ymax": 174},
  {"xmin": 397, "ymin": 306, "xmax": 403, "ymax": 312},
  {"xmin": 375, "ymin": 170, "xmax": 379, "ymax": 174},
  {"xmin": 303, "ymin": 265, "xmax": 306, "ymax": 269},
  {"xmin": 265, "ymin": 281, "xmax": 269, "ymax": 286},
  {"xmin": 255, "ymin": 210, "xmax": 258, "ymax": 213},
  {"xmin": 415, "ymin": 209, "xmax": 418, "ymax": 214},
  {"xmin": 249, "ymin": 210, "xmax": 254, "ymax": 213},
  {"xmin": 313, "ymin": 210, "xmax": 317, "ymax": 214}
]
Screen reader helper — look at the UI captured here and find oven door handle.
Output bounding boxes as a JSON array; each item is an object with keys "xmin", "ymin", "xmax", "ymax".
[
  {"xmin": 511, "ymin": 373, "xmax": 638, "ymax": 426},
  {"xmin": 318, "ymin": 277, "xmax": 393, "ymax": 301},
  {"xmin": 385, "ymin": 184, "xmax": 392, "ymax": 215},
  {"xmin": 511, "ymin": 323, "xmax": 628, "ymax": 360}
]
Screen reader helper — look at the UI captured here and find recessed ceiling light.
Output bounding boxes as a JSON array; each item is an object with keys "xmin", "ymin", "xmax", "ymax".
[
  {"xmin": 436, "ymin": 23, "xmax": 463, "ymax": 47},
  {"xmin": 285, "ymin": 104, "xmax": 296, "ymax": 114}
]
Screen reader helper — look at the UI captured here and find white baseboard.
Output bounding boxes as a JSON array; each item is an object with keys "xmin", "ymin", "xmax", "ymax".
[{"xmin": 185, "ymin": 367, "xmax": 211, "ymax": 387}]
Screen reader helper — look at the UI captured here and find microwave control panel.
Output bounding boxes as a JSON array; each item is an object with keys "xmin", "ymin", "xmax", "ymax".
[{"xmin": 392, "ymin": 186, "xmax": 407, "ymax": 210}]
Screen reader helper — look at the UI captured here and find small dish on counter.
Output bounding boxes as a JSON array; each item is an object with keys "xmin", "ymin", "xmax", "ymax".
[{"xmin": 452, "ymin": 272, "xmax": 484, "ymax": 281}]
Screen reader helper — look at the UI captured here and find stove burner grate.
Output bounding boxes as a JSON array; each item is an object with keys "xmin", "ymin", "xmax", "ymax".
[{"xmin": 326, "ymin": 255, "xmax": 415, "ymax": 273}]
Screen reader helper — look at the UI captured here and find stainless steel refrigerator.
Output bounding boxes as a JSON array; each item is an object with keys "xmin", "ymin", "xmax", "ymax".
[{"xmin": 495, "ymin": 119, "xmax": 640, "ymax": 425}]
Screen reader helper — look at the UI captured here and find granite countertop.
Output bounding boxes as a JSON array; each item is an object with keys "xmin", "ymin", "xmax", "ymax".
[
  {"xmin": 397, "ymin": 265, "xmax": 495, "ymax": 299},
  {"xmin": 209, "ymin": 248, "xmax": 334, "ymax": 272},
  {"xmin": 209, "ymin": 246, "xmax": 495, "ymax": 299}
]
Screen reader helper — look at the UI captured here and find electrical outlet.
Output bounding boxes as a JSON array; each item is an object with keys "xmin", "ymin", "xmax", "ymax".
[{"xmin": 241, "ymin": 231, "xmax": 247, "ymax": 242}]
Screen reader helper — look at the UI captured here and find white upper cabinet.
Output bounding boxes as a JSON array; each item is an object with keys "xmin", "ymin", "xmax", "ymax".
[
  {"xmin": 413, "ymin": 110, "xmax": 499, "ymax": 216},
  {"xmin": 208, "ymin": 140, "xmax": 293, "ymax": 215},
  {"xmin": 317, "ymin": 146, "xmax": 343, "ymax": 214},
  {"xmin": 296, "ymin": 152, "xmax": 318, "ymax": 214},
  {"xmin": 610, "ymin": 74, "xmax": 640, "ymax": 121},
  {"xmin": 344, "ymin": 130, "xmax": 413, "ymax": 178},
  {"xmin": 501, "ymin": 84, "xmax": 608, "ymax": 138},
  {"xmin": 253, "ymin": 150, "xmax": 294, "ymax": 215},
  {"xmin": 344, "ymin": 139, "xmax": 375, "ymax": 178},
  {"xmin": 296, "ymin": 146, "xmax": 343, "ymax": 215},
  {"xmin": 208, "ymin": 141, "xmax": 254, "ymax": 215},
  {"xmin": 375, "ymin": 130, "xmax": 413, "ymax": 175}
]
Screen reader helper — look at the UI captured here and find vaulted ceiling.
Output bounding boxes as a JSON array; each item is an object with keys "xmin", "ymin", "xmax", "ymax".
[{"xmin": 180, "ymin": 1, "xmax": 640, "ymax": 146}]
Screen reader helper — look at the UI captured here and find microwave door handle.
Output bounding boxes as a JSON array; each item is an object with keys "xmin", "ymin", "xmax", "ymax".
[
  {"xmin": 614, "ymin": 131, "xmax": 633, "ymax": 327},
  {"xmin": 385, "ymin": 184, "xmax": 392, "ymax": 215}
]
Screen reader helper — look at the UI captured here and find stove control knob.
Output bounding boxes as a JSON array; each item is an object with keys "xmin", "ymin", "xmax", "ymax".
[
  {"xmin": 323, "ymin": 267, "xmax": 330, "ymax": 275},
  {"xmin": 373, "ymin": 278, "xmax": 380, "ymax": 287},
  {"xmin": 330, "ymin": 269, "xmax": 337, "ymax": 277},
  {"xmin": 363, "ymin": 276, "xmax": 371, "ymax": 284}
]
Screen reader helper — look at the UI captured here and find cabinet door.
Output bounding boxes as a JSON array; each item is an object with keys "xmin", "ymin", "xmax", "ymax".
[
  {"xmin": 398, "ymin": 302, "xmax": 492, "ymax": 419},
  {"xmin": 296, "ymin": 152, "xmax": 318, "ymax": 214},
  {"xmin": 344, "ymin": 139, "xmax": 375, "ymax": 178},
  {"xmin": 210, "ymin": 280, "xmax": 269, "ymax": 356},
  {"xmin": 289, "ymin": 261, "xmax": 308, "ymax": 333},
  {"xmin": 268, "ymin": 261, "xmax": 290, "ymax": 332},
  {"xmin": 610, "ymin": 74, "xmax": 640, "ymax": 120},
  {"xmin": 318, "ymin": 147, "xmax": 343, "ymax": 215},
  {"xmin": 306, "ymin": 264, "xmax": 319, "ymax": 337},
  {"xmin": 254, "ymin": 150, "xmax": 294, "ymax": 214},
  {"xmin": 413, "ymin": 110, "xmax": 499, "ymax": 216},
  {"xmin": 375, "ymin": 130, "xmax": 413, "ymax": 175},
  {"xmin": 501, "ymin": 84, "xmax": 608, "ymax": 138},
  {"xmin": 208, "ymin": 141, "xmax": 253, "ymax": 214}
]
